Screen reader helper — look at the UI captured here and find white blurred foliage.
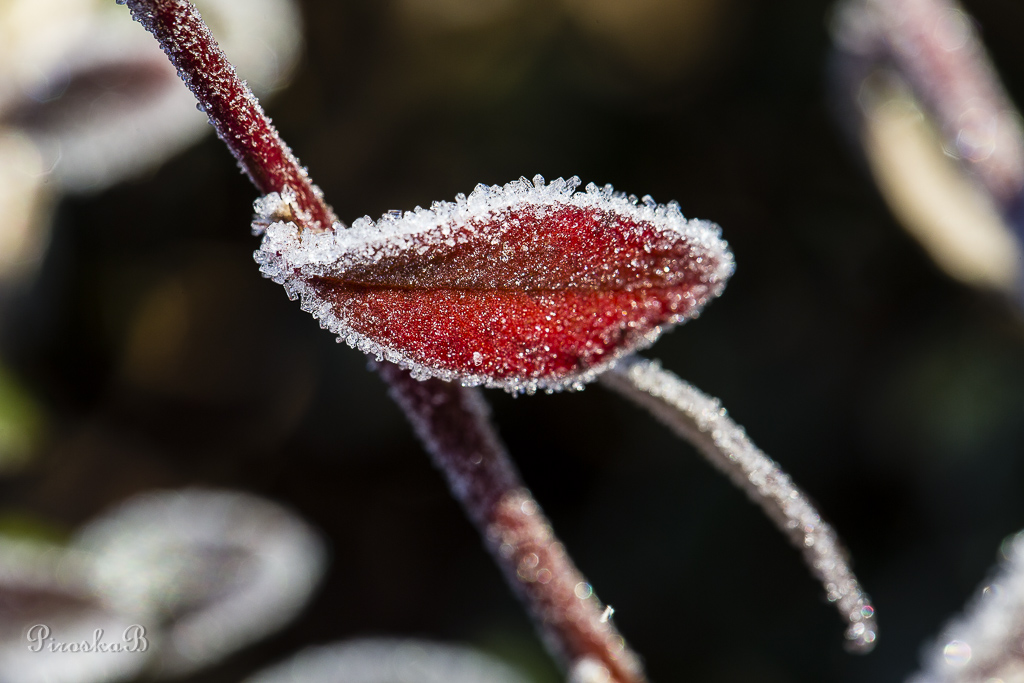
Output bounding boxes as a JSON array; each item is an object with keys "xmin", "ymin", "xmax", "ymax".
[
  {"xmin": 0, "ymin": 488, "xmax": 326, "ymax": 682},
  {"xmin": 0, "ymin": 128, "xmax": 54, "ymax": 287},
  {"xmin": 908, "ymin": 531, "xmax": 1024, "ymax": 683},
  {"xmin": 856, "ymin": 75, "xmax": 1022, "ymax": 292},
  {"xmin": 0, "ymin": 0, "xmax": 302, "ymax": 192},
  {"xmin": 0, "ymin": 0, "xmax": 98, "ymax": 108},
  {"xmin": 74, "ymin": 488, "xmax": 327, "ymax": 677},
  {"xmin": 244, "ymin": 639, "xmax": 534, "ymax": 683},
  {"xmin": 0, "ymin": 0, "xmax": 302, "ymax": 284},
  {"xmin": 0, "ymin": 536, "xmax": 151, "ymax": 683}
]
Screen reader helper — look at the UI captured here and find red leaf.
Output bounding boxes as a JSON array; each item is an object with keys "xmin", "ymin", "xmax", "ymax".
[{"xmin": 255, "ymin": 176, "xmax": 733, "ymax": 393}]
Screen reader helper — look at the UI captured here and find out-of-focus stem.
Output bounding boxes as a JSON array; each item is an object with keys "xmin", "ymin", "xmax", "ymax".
[
  {"xmin": 908, "ymin": 531, "xmax": 1024, "ymax": 683},
  {"xmin": 835, "ymin": 0, "xmax": 1024, "ymax": 217},
  {"xmin": 122, "ymin": 0, "xmax": 337, "ymax": 232},
  {"xmin": 601, "ymin": 356, "xmax": 878, "ymax": 653},
  {"xmin": 378, "ymin": 362, "xmax": 646, "ymax": 683},
  {"xmin": 122, "ymin": 2, "xmax": 646, "ymax": 678}
]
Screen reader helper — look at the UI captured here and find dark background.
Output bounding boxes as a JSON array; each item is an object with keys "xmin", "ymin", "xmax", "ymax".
[{"xmin": 3, "ymin": 0, "xmax": 1024, "ymax": 681}]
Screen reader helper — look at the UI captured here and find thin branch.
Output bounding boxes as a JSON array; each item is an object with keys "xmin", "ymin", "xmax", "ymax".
[
  {"xmin": 601, "ymin": 356, "xmax": 878, "ymax": 653},
  {"xmin": 122, "ymin": 2, "xmax": 647, "ymax": 679},
  {"xmin": 378, "ymin": 362, "xmax": 645, "ymax": 683},
  {"xmin": 122, "ymin": 0, "xmax": 337, "ymax": 232}
]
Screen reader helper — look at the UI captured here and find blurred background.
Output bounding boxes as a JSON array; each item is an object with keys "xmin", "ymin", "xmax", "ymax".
[{"xmin": 1, "ymin": 0, "xmax": 1024, "ymax": 681}]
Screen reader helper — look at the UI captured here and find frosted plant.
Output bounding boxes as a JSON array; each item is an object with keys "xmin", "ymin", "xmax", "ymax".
[
  {"xmin": 243, "ymin": 639, "xmax": 533, "ymax": 683},
  {"xmin": 117, "ymin": 0, "xmax": 880, "ymax": 679},
  {"xmin": 907, "ymin": 530, "xmax": 1024, "ymax": 683}
]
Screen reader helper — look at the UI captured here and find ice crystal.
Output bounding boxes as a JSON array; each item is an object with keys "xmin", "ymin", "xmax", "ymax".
[{"xmin": 255, "ymin": 175, "xmax": 733, "ymax": 393}]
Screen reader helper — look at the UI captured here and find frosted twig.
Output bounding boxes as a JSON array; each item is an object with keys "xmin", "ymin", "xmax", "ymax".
[
  {"xmin": 834, "ymin": 0, "xmax": 1024, "ymax": 222},
  {"xmin": 601, "ymin": 356, "xmax": 878, "ymax": 653},
  {"xmin": 908, "ymin": 531, "xmax": 1024, "ymax": 683},
  {"xmin": 122, "ymin": 0, "xmax": 337, "ymax": 231},
  {"xmin": 378, "ymin": 362, "xmax": 646, "ymax": 683}
]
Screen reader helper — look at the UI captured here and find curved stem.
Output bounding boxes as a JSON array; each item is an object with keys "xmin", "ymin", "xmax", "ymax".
[
  {"xmin": 600, "ymin": 356, "xmax": 878, "ymax": 653},
  {"xmin": 378, "ymin": 362, "xmax": 645, "ymax": 683},
  {"xmin": 123, "ymin": 0, "xmax": 337, "ymax": 232}
]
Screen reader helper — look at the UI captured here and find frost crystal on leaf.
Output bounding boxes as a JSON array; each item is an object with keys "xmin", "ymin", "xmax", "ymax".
[{"xmin": 254, "ymin": 175, "xmax": 734, "ymax": 393}]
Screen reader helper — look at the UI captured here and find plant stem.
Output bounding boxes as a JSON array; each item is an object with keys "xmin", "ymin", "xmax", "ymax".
[
  {"xmin": 835, "ymin": 0, "xmax": 1024, "ymax": 221},
  {"xmin": 378, "ymin": 362, "xmax": 645, "ymax": 683},
  {"xmin": 122, "ymin": 0, "xmax": 337, "ymax": 232},
  {"xmin": 601, "ymin": 356, "xmax": 878, "ymax": 653},
  {"xmin": 122, "ymin": 2, "xmax": 647, "ymax": 679}
]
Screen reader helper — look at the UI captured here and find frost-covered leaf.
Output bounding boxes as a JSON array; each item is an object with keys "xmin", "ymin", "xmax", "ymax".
[{"xmin": 255, "ymin": 175, "xmax": 733, "ymax": 393}]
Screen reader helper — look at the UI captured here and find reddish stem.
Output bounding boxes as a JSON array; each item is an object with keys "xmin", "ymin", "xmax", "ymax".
[
  {"xmin": 123, "ymin": 0, "xmax": 337, "ymax": 232},
  {"xmin": 378, "ymin": 363, "xmax": 645, "ymax": 683},
  {"xmin": 122, "ymin": 1, "xmax": 647, "ymax": 679}
]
